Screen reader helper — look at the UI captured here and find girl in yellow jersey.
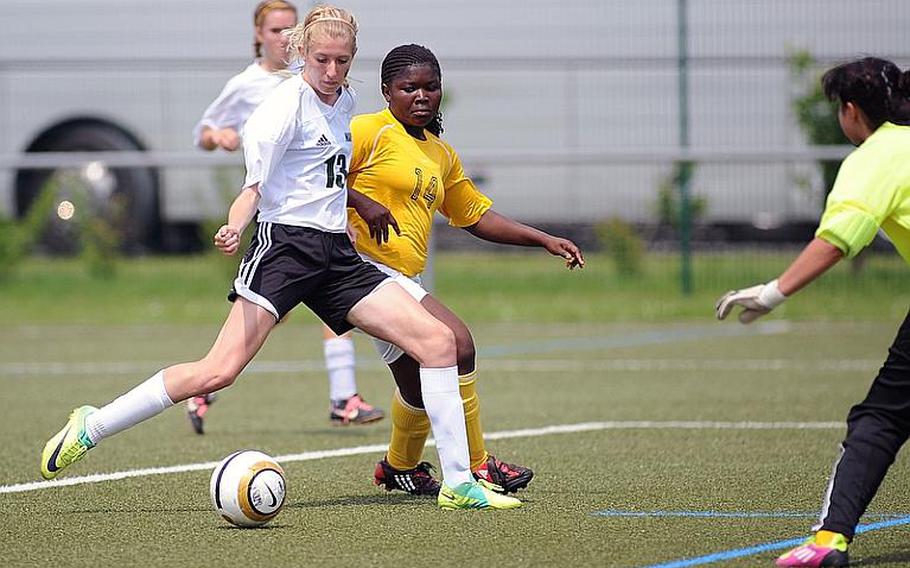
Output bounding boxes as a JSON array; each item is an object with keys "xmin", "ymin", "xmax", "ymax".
[
  {"xmin": 717, "ymin": 57, "xmax": 910, "ymax": 568},
  {"xmin": 345, "ymin": 44, "xmax": 585, "ymax": 496}
]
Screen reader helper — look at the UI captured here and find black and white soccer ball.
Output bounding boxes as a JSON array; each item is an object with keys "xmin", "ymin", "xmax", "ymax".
[{"xmin": 210, "ymin": 450, "xmax": 286, "ymax": 527}]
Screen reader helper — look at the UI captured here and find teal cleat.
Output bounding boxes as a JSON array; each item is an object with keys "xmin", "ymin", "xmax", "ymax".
[
  {"xmin": 41, "ymin": 406, "xmax": 97, "ymax": 480},
  {"xmin": 437, "ymin": 479, "xmax": 522, "ymax": 510}
]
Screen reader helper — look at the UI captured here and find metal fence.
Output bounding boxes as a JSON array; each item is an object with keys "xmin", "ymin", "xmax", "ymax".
[{"xmin": 1, "ymin": 0, "xmax": 909, "ymax": 294}]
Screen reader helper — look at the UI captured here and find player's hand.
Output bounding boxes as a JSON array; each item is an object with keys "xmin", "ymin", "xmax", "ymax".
[
  {"xmin": 544, "ymin": 237, "xmax": 585, "ymax": 270},
  {"xmin": 715, "ymin": 279, "xmax": 786, "ymax": 324},
  {"xmin": 214, "ymin": 128, "xmax": 241, "ymax": 152},
  {"xmin": 214, "ymin": 224, "xmax": 241, "ymax": 256},
  {"xmin": 352, "ymin": 195, "xmax": 400, "ymax": 246}
]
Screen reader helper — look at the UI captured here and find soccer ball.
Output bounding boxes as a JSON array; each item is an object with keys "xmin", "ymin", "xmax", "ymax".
[{"xmin": 210, "ymin": 450, "xmax": 287, "ymax": 528}]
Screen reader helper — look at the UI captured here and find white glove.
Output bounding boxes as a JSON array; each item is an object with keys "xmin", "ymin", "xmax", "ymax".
[{"xmin": 715, "ymin": 279, "xmax": 787, "ymax": 324}]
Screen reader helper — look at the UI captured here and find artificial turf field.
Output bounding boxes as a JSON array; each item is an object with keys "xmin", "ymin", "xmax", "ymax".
[{"xmin": 4, "ymin": 318, "xmax": 910, "ymax": 567}]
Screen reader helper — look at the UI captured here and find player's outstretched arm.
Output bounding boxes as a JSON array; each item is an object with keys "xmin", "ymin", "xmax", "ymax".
[
  {"xmin": 716, "ymin": 237, "xmax": 843, "ymax": 324},
  {"xmin": 464, "ymin": 210, "xmax": 585, "ymax": 269},
  {"xmin": 214, "ymin": 185, "xmax": 261, "ymax": 256}
]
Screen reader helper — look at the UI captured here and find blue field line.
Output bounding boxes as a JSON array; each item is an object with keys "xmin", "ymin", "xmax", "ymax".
[
  {"xmin": 640, "ymin": 515, "xmax": 910, "ymax": 568},
  {"xmin": 477, "ymin": 322, "xmax": 786, "ymax": 358},
  {"xmin": 593, "ymin": 509, "xmax": 908, "ymax": 520}
]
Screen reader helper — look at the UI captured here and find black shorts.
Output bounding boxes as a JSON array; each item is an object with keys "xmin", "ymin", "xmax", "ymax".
[{"xmin": 229, "ymin": 221, "xmax": 391, "ymax": 334}]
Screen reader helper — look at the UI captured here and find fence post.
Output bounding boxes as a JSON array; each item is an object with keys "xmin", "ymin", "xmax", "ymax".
[{"xmin": 677, "ymin": 0, "xmax": 693, "ymax": 295}]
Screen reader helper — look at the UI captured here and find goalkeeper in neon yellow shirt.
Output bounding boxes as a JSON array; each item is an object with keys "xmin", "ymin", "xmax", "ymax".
[
  {"xmin": 345, "ymin": 44, "xmax": 585, "ymax": 496},
  {"xmin": 717, "ymin": 57, "xmax": 910, "ymax": 568}
]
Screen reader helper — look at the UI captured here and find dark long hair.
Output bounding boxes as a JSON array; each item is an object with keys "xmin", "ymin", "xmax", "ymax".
[
  {"xmin": 822, "ymin": 57, "xmax": 910, "ymax": 128},
  {"xmin": 380, "ymin": 44, "xmax": 444, "ymax": 136}
]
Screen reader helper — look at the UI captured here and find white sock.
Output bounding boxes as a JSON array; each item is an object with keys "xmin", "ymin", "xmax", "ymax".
[
  {"xmin": 84, "ymin": 370, "xmax": 175, "ymax": 445},
  {"xmin": 419, "ymin": 366, "xmax": 472, "ymax": 487},
  {"xmin": 324, "ymin": 336, "xmax": 358, "ymax": 402}
]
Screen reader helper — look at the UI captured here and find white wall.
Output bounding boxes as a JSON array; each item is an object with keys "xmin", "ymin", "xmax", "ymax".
[{"xmin": 1, "ymin": 0, "xmax": 908, "ymax": 223}]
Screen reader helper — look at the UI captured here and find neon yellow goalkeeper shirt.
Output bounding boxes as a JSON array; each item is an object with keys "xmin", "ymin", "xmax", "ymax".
[{"xmin": 816, "ymin": 122, "xmax": 910, "ymax": 262}]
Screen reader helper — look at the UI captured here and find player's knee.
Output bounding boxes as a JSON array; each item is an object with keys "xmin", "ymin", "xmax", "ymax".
[
  {"xmin": 454, "ymin": 332, "xmax": 476, "ymax": 372},
  {"xmin": 204, "ymin": 371, "xmax": 237, "ymax": 392},
  {"xmin": 413, "ymin": 320, "xmax": 456, "ymax": 366},
  {"xmin": 198, "ymin": 360, "xmax": 242, "ymax": 392}
]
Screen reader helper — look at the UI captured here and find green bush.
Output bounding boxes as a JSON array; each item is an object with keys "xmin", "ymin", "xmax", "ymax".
[
  {"xmin": 0, "ymin": 179, "xmax": 60, "ymax": 282},
  {"xmin": 654, "ymin": 164, "xmax": 706, "ymax": 231},
  {"xmin": 79, "ymin": 209, "xmax": 121, "ymax": 280},
  {"xmin": 788, "ymin": 49, "xmax": 850, "ymax": 198},
  {"xmin": 0, "ymin": 219, "xmax": 28, "ymax": 282},
  {"xmin": 595, "ymin": 217, "xmax": 644, "ymax": 276}
]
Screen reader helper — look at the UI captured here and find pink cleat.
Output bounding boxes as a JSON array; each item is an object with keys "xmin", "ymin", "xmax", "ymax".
[
  {"xmin": 775, "ymin": 533, "xmax": 848, "ymax": 567},
  {"xmin": 186, "ymin": 394, "xmax": 216, "ymax": 435},
  {"xmin": 329, "ymin": 394, "xmax": 385, "ymax": 425}
]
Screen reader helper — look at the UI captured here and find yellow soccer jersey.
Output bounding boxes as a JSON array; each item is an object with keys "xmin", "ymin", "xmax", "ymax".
[
  {"xmin": 816, "ymin": 122, "xmax": 910, "ymax": 263},
  {"xmin": 348, "ymin": 108, "xmax": 492, "ymax": 277}
]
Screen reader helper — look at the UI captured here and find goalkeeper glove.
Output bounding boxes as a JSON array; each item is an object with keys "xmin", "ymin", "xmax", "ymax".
[{"xmin": 715, "ymin": 279, "xmax": 787, "ymax": 324}]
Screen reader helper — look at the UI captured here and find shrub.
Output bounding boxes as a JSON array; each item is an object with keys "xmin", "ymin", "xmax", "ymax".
[{"xmin": 595, "ymin": 217, "xmax": 644, "ymax": 276}]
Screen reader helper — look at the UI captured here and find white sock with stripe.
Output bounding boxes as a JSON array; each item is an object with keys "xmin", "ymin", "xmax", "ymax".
[
  {"xmin": 324, "ymin": 336, "xmax": 357, "ymax": 402},
  {"xmin": 84, "ymin": 370, "xmax": 175, "ymax": 445},
  {"xmin": 419, "ymin": 365, "xmax": 472, "ymax": 488}
]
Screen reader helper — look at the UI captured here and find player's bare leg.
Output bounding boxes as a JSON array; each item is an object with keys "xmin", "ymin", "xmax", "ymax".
[
  {"xmin": 41, "ymin": 299, "xmax": 275, "ymax": 479},
  {"xmin": 349, "ymin": 283, "xmax": 520, "ymax": 509}
]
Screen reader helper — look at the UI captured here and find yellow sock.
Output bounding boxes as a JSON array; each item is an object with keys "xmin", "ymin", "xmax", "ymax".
[
  {"xmin": 386, "ymin": 390, "xmax": 430, "ymax": 470},
  {"xmin": 460, "ymin": 371, "xmax": 488, "ymax": 471}
]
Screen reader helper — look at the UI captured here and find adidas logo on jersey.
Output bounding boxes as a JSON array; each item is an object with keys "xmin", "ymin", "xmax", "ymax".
[{"xmin": 316, "ymin": 134, "xmax": 332, "ymax": 147}]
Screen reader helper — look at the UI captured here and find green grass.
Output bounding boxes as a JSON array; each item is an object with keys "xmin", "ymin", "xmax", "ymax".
[
  {"xmin": 1, "ymin": 250, "xmax": 908, "ymax": 323},
  {"xmin": 3, "ymin": 321, "xmax": 910, "ymax": 566},
  {"xmin": 3, "ymin": 253, "xmax": 910, "ymax": 566}
]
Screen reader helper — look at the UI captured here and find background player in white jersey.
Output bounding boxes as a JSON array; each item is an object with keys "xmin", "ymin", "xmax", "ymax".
[
  {"xmin": 346, "ymin": 44, "xmax": 585, "ymax": 496},
  {"xmin": 189, "ymin": 1, "xmax": 383, "ymax": 434},
  {"xmin": 717, "ymin": 57, "xmax": 910, "ymax": 567},
  {"xmin": 41, "ymin": 4, "xmax": 519, "ymax": 511}
]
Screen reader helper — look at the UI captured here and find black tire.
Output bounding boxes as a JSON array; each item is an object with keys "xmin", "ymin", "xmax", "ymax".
[{"xmin": 15, "ymin": 123, "xmax": 160, "ymax": 254}]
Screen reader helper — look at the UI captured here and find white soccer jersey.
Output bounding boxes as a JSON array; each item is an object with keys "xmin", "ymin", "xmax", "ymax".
[
  {"xmin": 242, "ymin": 75, "xmax": 355, "ymax": 232},
  {"xmin": 192, "ymin": 61, "xmax": 289, "ymax": 147}
]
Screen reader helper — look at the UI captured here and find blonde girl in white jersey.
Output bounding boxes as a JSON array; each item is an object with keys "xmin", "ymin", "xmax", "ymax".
[
  {"xmin": 189, "ymin": 1, "xmax": 383, "ymax": 434},
  {"xmin": 41, "ymin": 4, "xmax": 519, "ymax": 511},
  {"xmin": 194, "ymin": 1, "xmax": 297, "ymax": 152}
]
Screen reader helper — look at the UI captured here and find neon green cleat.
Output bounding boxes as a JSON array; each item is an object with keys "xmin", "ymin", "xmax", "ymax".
[
  {"xmin": 437, "ymin": 479, "xmax": 522, "ymax": 510},
  {"xmin": 41, "ymin": 406, "xmax": 97, "ymax": 480}
]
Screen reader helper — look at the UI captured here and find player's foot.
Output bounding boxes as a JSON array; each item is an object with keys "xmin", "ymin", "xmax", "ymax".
[
  {"xmin": 330, "ymin": 394, "xmax": 385, "ymax": 425},
  {"xmin": 775, "ymin": 531, "xmax": 849, "ymax": 567},
  {"xmin": 437, "ymin": 479, "xmax": 522, "ymax": 510},
  {"xmin": 472, "ymin": 453, "xmax": 534, "ymax": 493},
  {"xmin": 186, "ymin": 393, "xmax": 216, "ymax": 435},
  {"xmin": 373, "ymin": 458, "xmax": 441, "ymax": 496},
  {"xmin": 41, "ymin": 405, "xmax": 97, "ymax": 480}
]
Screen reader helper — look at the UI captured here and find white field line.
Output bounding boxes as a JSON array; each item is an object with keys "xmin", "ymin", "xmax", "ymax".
[
  {"xmin": 1, "ymin": 320, "xmax": 794, "ymax": 378},
  {"xmin": 0, "ymin": 420, "xmax": 842, "ymax": 495},
  {"xmin": 0, "ymin": 358, "xmax": 879, "ymax": 377}
]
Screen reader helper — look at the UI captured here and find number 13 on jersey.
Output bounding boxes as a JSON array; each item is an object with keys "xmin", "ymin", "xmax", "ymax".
[{"xmin": 324, "ymin": 154, "xmax": 348, "ymax": 189}]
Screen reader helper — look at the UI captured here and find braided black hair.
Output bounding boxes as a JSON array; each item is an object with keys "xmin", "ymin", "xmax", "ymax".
[
  {"xmin": 381, "ymin": 44, "xmax": 444, "ymax": 136},
  {"xmin": 822, "ymin": 57, "xmax": 910, "ymax": 128}
]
